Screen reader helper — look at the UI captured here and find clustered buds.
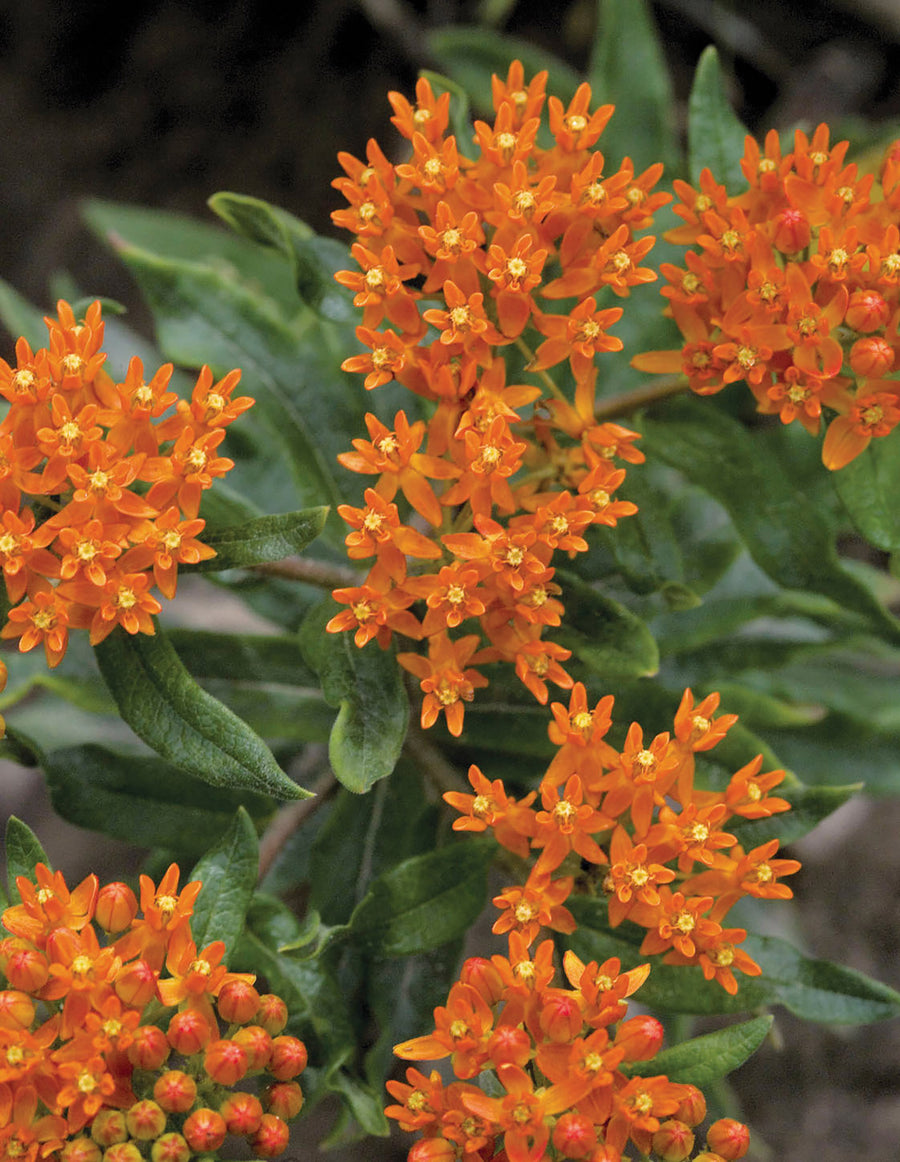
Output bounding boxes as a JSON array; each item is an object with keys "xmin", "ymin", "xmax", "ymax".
[
  {"xmin": 0, "ymin": 862, "xmax": 305, "ymax": 1161},
  {"xmin": 329, "ymin": 63, "xmax": 671, "ymax": 733},
  {"xmin": 388, "ymin": 686, "xmax": 792, "ymax": 1160},
  {"xmin": 635, "ymin": 125, "xmax": 900, "ymax": 469},
  {"xmin": 0, "ymin": 300, "xmax": 252, "ymax": 666}
]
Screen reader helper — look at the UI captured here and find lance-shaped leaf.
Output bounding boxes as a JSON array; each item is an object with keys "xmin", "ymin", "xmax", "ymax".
[
  {"xmin": 728, "ymin": 782, "xmax": 861, "ymax": 847},
  {"xmin": 420, "ymin": 70, "xmax": 472, "ymax": 149},
  {"xmin": 188, "ymin": 507, "xmax": 328, "ymax": 572},
  {"xmin": 94, "ymin": 624, "xmax": 309, "ymax": 800},
  {"xmin": 588, "ymin": 0, "xmax": 680, "ymax": 173},
  {"xmin": 626, "ymin": 1016, "xmax": 773, "ymax": 1086},
  {"xmin": 346, "ymin": 839, "xmax": 494, "ymax": 958},
  {"xmin": 298, "ymin": 599, "xmax": 409, "ymax": 794},
  {"xmin": 833, "ymin": 426, "xmax": 900, "ymax": 552},
  {"xmin": 0, "ymin": 276, "xmax": 51, "ymax": 349},
  {"xmin": 5, "ymin": 817, "xmax": 50, "ymax": 903},
  {"xmin": 555, "ymin": 569, "xmax": 660, "ymax": 680},
  {"xmin": 0, "ymin": 725, "xmax": 45, "ymax": 768},
  {"xmin": 167, "ymin": 629, "xmax": 318, "ymax": 687},
  {"xmin": 643, "ymin": 397, "xmax": 900, "ymax": 644},
  {"xmin": 43, "ymin": 743, "xmax": 274, "ymax": 855},
  {"xmin": 189, "ymin": 807, "xmax": 259, "ymax": 955},
  {"xmin": 688, "ymin": 46, "xmax": 751, "ymax": 188}
]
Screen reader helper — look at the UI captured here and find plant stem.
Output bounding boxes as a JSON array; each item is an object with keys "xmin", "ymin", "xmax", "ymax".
[
  {"xmin": 257, "ymin": 753, "xmax": 337, "ymax": 883},
  {"xmin": 594, "ymin": 375, "xmax": 689, "ymax": 421},
  {"xmin": 251, "ymin": 557, "xmax": 360, "ymax": 589}
]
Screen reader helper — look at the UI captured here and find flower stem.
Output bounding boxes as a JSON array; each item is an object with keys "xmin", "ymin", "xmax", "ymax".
[
  {"xmin": 594, "ymin": 375, "xmax": 689, "ymax": 421},
  {"xmin": 251, "ymin": 557, "xmax": 360, "ymax": 588}
]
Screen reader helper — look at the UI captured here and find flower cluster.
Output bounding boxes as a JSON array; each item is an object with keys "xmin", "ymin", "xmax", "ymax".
[
  {"xmin": 0, "ymin": 862, "xmax": 306, "ymax": 1162},
  {"xmin": 635, "ymin": 125, "xmax": 900, "ymax": 468},
  {"xmin": 0, "ymin": 301, "xmax": 251, "ymax": 666},
  {"xmin": 386, "ymin": 686, "xmax": 798, "ymax": 1161},
  {"xmin": 328, "ymin": 63, "xmax": 670, "ymax": 733}
]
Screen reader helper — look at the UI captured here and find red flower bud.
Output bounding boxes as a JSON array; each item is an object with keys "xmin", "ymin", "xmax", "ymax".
[
  {"xmin": 233, "ymin": 1024, "xmax": 273, "ymax": 1070},
  {"xmin": 487, "ymin": 1023, "xmax": 532, "ymax": 1067},
  {"xmin": 90, "ymin": 1111, "xmax": 128, "ymax": 1148},
  {"xmin": 182, "ymin": 1109, "xmax": 227, "ymax": 1154},
  {"xmin": 675, "ymin": 1084, "xmax": 707, "ymax": 1126},
  {"xmin": 0, "ymin": 938, "xmax": 49, "ymax": 993},
  {"xmin": 216, "ymin": 978, "xmax": 261, "ymax": 1024},
  {"xmin": 706, "ymin": 1118, "xmax": 751, "ymax": 1160},
  {"xmin": 204, "ymin": 1038, "xmax": 248, "ymax": 1086},
  {"xmin": 128, "ymin": 1025, "xmax": 170, "ymax": 1071},
  {"xmin": 613, "ymin": 1013, "xmax": 665, "ymax": 1061},
  {"xmin": 653, "ymin": 1119, "xmax": 695, "ymax": 1161},
  {"xmin": 249, "ymin": 1114, "xmax": 290, "ymax": 1158},
  {"xmin": 220, "ymin": 1092, "xmax": 263, "ymax": 1136},
  {"xmin": 153, "ymin": 1071, "xmax": 198, "ymax": 1114},
  {"xmin": 126, "ymin": 1100, "xmax": 167, "ymax": 1141},
  {"xmin": 150, "ymin": 1133, "xmax": 191, "ymax": 1162},
  {"xmin": 845, "ymin": 289, "xmax": 891, "ymax": 333},
  {"xmin": 551, "ymin": 1111, "xmax": 597, "ymax": 1158},
  {"xmin": 264, "ymin": 1082, "xmax": 304, "ymax": 1121},
  {"xmin": 538, "ymin": 991, "xmax": 583, "ymax": 1043},
  {"xmin": 772, "ymin": 208, "xmax": 810, "ymax": 254},
  {"xmin": 458, "ymin": 956, "xmax": 504, "ymax": 1005},
  {"xmin": 103, "ymin": 1145, "xmax": 143, "ymax": 1162},
  {"xmin": 256, "ymin": 993, "xmax": 288, "ymax": 1035},
  {"xmin": 850, "ymin": 335, "xmax": 895, "ymax": 377},
  {"xmin": 268, "ymin": 1035, "xmax": 308, "ymax": 1080},
  {"xmin": 96, "ymin": 882, "xmax": 139, "ymax": 932},
  {"xmin": 115, "ymin": 959, "xmax": 158, "ymax": 1007},
  {"xmin": 167, "ymin": 1008, "xmax": 212, "ymax": 1055}
]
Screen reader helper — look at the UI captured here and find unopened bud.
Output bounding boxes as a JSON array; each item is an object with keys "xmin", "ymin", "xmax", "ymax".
[
  {"xmin": 675, "ymin": 1084, "xmax": 707, "ymax": 1126},
  {"xmin": 256, "ymin": 993, "xmax": 288, "ymax": 1035},
  {"xmin": 150, "ymin": 1133, "xmax": 190, "ymax": 1162},
  {"xmin": 850, "ymin": 335, "xmax": 895, "ymax": 377},
  {"xmin": 127, "ymin": 1025, "xmax": 170, "ymax": 1071},
  {"xmin": 0, "ymin": 938, "xmax": 49, "ymax": 992},
  {"xmin": 182, "ymin": 1109, "xmax": 226, "ymax": 1154},
  {"xmin": 115, "ymin": 959, "xmax": 158, "ymax": 1008},
  {"xmin": 652, "ymin": 1118, "xmax": 695, "ymax": 1161},
  {"xmin": 458, "ymin": 956, "xmax": 504, "ymax": 1005},
  {"xmin": 706, "ymin": 1118, "xmax": 751, "ymax": 1160},
  {"xmin": 613, "ymin": 1013, "xmax": 665, "ymax": 1061},
  {"xmin": 233, "ymin": 1024, "xmax": 273, "ymax": 1070},
  {"xmin": 551, "ymin": 1110, "xmax": 597, "ymax": 1158},
  {"xmin": 268, "ymin": 1035, "xmax": 307, "ymax": 1080},
  {"xmin": 153, "ymin": 1071, "xmax": 197, "ymax": 1114},
  {"xmin": 126, "ymin": 1100, "xmax": 167, "ymax": 1141},
  {"xmin": 0, "ymin": 989, "xmax": 35, "ymax": 1027},
  {"xmin": 219, "ymin": 1092, "xmax": 263, "ymax": 1136},
  {"xmin": 95, "ymin": 883, "xmax": 138, "ymax": 932},
  {"xmin": 204, "ymin": 1038, "xmax": 248, "ymax": 1086},
  {"xmin": 486, "ymin": 1023, "xmax": 531, "ymax": 1067},
  {"xmin": 264, "ymin": 1082, "xmax": 304, "ymax": 1121},
  {"xmin": 845, "ymin": 289, "xmax": 891, "ymax": 333},
  {"xmin": 216, "ymin": 978, "xmax": 260, "ymax": 1024},
  {"xmin": 61, "ymin": 1139, "xmax": 102, "ymax": 1162},
  {"xmin": 772, "ymin": 208, "xmax": 810, "ymax": 254},
  {"xmin": 90, "ymin": 1111, "xmax": 128, "ymax": 1147},
  {"xmin": 103, "ymin": 1144, "xmax": 143, "ymax": 1162},
  {"xmin": 167, "ymin": 1008, "xmax": 212, "ymax": 1055},
  {"xmin": 249, "ymin": 1114, "xmax": 290, "ymax": 1158}
]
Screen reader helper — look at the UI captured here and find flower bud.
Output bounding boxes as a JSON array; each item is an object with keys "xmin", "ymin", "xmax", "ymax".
[
  {"xmin": 150, "ymin": 1134, "xmax": 191, "ymax": 1162},
  {"xmin": 268, "ymin": 1035, "xmax": 308, "ymax": 1080},
  {"xmin": 850, "ymin": 335, "xmax": 895, "ymax": 377},
  {"xmin": 706, "ymin": 1118, "xmax": 751, "ymax": 1160},
  {"xmin": 233, "ymin": 1024, "xmax": 273, "ymax": 1070},
  {"xmin": 551, "ymin": 1111, "xmax": 597, "ymax": 1158},
  {"xmin": 126, "ymin": 1100, "xmax": 167, "ymax": 1141},
  {"xmin": 167, "ymin": 1008, "xmax": 212, "ymax": 1055},
  {"xmin": 256, "ymin": 993, "xmax": 288, "ymax": 1035},
  {"xmin": 652, "ymin": 1119, "xmax": 695, "ymax": 1161},
  {"xmin": 264, "ymin": 1082, "xmax": 304, "ymax": 1121},
  {"xmin": 693, "ymin": 1154, "xmax": 727, "ymax": 1162},
  {"xmin": 0, "ymin": 938, "xmax": 49, "ymax": 992},
  {"xmin": 61, "ymin": 1139, "xmax": 102, "ymax": 1162},
  {"xmin": 538, "ymin": 991, "xmax": 583, "ymax": 1043},
  {"xmin": 103, "ymin": 1144, "xmax": 143, "ymax": 1162},
  {"xmin": 220, "ymin": 1092, "xmax": 263, "ymax": 1136},
  {"xmin": 216, "ymin": 978, "xmax": 260, "ymax": 1024},
  {"xmin": 486, "ymin": 1023, "xmax": 531, "ymax": 1067},
  {"xmin": 613, "ymin": 1014, "xmax": 664, "ymax": 1061},
  {"xmin": 115, "ymin": 959, "xmax": 158, "ymax": 1008},
  {"xmin": 127, "ymin": 1025, "xmax": 170, "ymax": 1071},
  {"xmin": 182, "ymin": 1109, "xmax": 226, "ymax": 1154},
  {"xmin": 90, "ymin": 1111, "xmax": 128, "ymax": 1147},
  {"xmin": 772, "ymin": 208, "xmax": 810, "ymax": 254},
  {"xmin": 0, "ymin": 989, "xmax": 35, "ymax": 1027},
  {"xmin": 458, "ymin": 956, "xmax": 504, "ymax": 1005},
  {"xmin": 409, "ymin": 1141, "xmax": 456, "ymax": 1162},
  {"xmin": 153, "ymin": 1071, "xmax": 197, "ymax": 1114},
  {"xmin": 675, "ymin": 1084, "xmax": 707, "ymax": 1126},
  {"xmin": 96, "ymin": 883, "xmax": 139, "ymax": 932},
  {"xmin": 204, "ymin": 1038, "xmax": 248, "ymax": 1086},
  {"xmin": 845, "ymin": 289, "xmax": 891, "ymax": 333},
  {"xmin": 249, "ymin": 1114, "xmax": 290, "ymax": 1158}
]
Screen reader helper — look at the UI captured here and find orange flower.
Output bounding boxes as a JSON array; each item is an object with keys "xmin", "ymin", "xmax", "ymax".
[{"xmin": 398, "ymin": 633, "xmax": 489, "ymax": 736}]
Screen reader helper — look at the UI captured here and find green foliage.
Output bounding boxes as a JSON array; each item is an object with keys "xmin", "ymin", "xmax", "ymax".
[
  {"xmin": 189, "ymin": 807, "xmax": 259, "ymax": 955},
  {"xmin": 687, "ymin": 46, "xmax": 751, "ymax": 188},
  {"xmin": 5, "ymin": 818, "xmax": 49, "ymax": 903},
  {"xmin": 626, "ymin": 1016, "xmax": 773, "ymax": 1086}
]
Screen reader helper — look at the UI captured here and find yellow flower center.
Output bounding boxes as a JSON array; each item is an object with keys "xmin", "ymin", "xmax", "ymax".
[
  {"xmin": 59, "ymin": 421, "xmax": 82, "ymax": 444},
  {"xmin": 758, "ymin": 158, "xmax": 776, "ymax": 174},
  {"xmin": 505, "ymin": 546, "xmax": 524, "ymax": 567},
  {"xmin": 12, "ymin": 370, "xmax": 34, "ymax": 392},
  {"xmin": 358, "ymin": 201, "xmax": 378, "ymax": 222},
  {"xmin": 449, "ymin": 305, "xmax": 472, "ymax": 331},
  {"xmin": 629, "ymin": 865, "xmax": 650, "ymax": 887},
  {"xmin": 135, "ymin": 383, "xmax": 154, "ymax": 406},
  {"xmin": 808, "ymin": 150, "xmax": 828, "ymax": 166},
  {"xmin": 156, "ymin": 893, "xmax": 178, "ymax": 921},
  {"xmin": 376, "ymin": 434, "xmax": 398, "ymax": 456},
  {"xmin": 472, "ymin": 794, "xmax": 493, "ymax": 819},
  {"xmin": 721, "ymin": 229, "xmax": 742, "ymax": 253},
  {"xmin": 436, "ymin": 681, "xmax": 460, "ymax": 707},
  {"xmin": 566, "ymin": 114, "xmax": 587, "ymax": 134},
  {"xmin": 862, "ymin": 405, "xmax": 884, "ymax": 427},
  {"xmin": 682, "ymin": 273, "xmax": 700, "ymax": 294},
  {"xmin": 594, "ymin": 974, "xmax": 613, "ymax": 992},
  {"xmin": 206, "ymin": 391, "xmax": 225, "ymax": 414},
  {"xmin": 371, "ymin": 346, "xmax": 394, "ymax": 370},
  {"xmin": 76, "ymin": 539, "xmax": 99, "ymax": 561},
  {"xmin": 513, "ymin": 191, "xmax": 536, "ymax": 216},
  {"xmin": 78, "ymin": 1069, "xmax": 98, "ymax": 1094},
  {"xmin": 351, "ymin": 600, "xmax": 373, "ymax": 623},
  {"xmin": 752, "ymin": 863, "xmax": 774, "ymax": 884},
  {"xmin": 632, "ymin": 1093, "xmax": 653, "ymax": 1115},
  {"xmin": 63, "ymin": 353, "xmax": 84, "ymax": 375},
  {"xmin": 412, "ymin": 108, "xmax": 430, "ymax": 127},
  {"xmin": 553, "ymin": 799, "xmax": 576, "ymax": 825},
  {"xmin": 686, "ymin": 821, "xmax": 709, "ymax": 843},
  {"xmin": 32, "ymin": 609, "xmax": 55, "ymax": 631},
  {"xmin": 187, "ymin": 448, "xmax": 208, "ymax": 471},
  {"xmin": 6, "ymin": 1046, "xmax": 24, "ymax": 1066},
  {"xmin": 115, "ymin": 586, "xmax": 137, "ymax": 610},
  {"xmin": 674, "ymin": 910, "xmax": 696, "ymax": 934},
  {"xmin": 515, "ymin": 900, "xmax": 538, "ymax": 923},
  {"xmin": 828, "ymin": 248, "xmax": 849, "ymax": 272},
  {"xmin": 162, "ymin": 529, "xmax": 183, "ymax": 551},
  {"xmin": 736, "ymin": 345, "xmax": 758, "ymax": 369},
  {"xmin": 709, "ymin": 943, "xmax": 735, "ymax": 966},
  {"xmin": 88, "ymin": 469, "xmax": 110, "ymax": 492},
  {"xmin": 449, "ymin": 1019, "xmax": 468, "ymax": 1041},
  {"xmin": 103, "ymin": 1019, "xmax": 122, "ymax": 1037},
  {"xmin": 0, "ymin": 533, "xmax": 19, "ymax": 556},
  {"xmin": 364, "ymin": 268, "xmax": 385, "ymax": 291},
  {"xmin": 424, "ymin": 157, "xmax": 443, "ymax": 179},
  {"xmin": 189, "ymin": 958, "xmax": 212, "ymax": 977},
  {"xmin": 446, "ymin": 584, "xmax": 466, "ymax": 605},
  {"xmin": 72, "ymin": 954, "xmax": 93, "ymax": 976},
  {"xmin": 506, "ymin": 257, "xmax": 528, "ymax": 281}
]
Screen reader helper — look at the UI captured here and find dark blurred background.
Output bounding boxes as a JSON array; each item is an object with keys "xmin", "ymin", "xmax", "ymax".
[{"xmin": 2, "ymin": 1, "xmax": 900, "ymax": 1159}]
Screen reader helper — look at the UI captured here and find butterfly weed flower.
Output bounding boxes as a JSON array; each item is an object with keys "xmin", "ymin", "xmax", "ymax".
[
  {"xmin": 329, "ymin": 63, "xmax": 670, "ymax": 735},
  {"xmin": 0, "ymin": 862, "xmax": 306, "ymax": 1160},
  {"xmin": 0, "ymin": 301, "xmax": 251, "ymax": 666},
  {"xmin": 634, "ymin": 125, "xmax": 900, "ymax": 470}
]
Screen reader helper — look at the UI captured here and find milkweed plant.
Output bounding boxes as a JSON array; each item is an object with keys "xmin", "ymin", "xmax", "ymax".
[{"xmin": 1, "ymin": 4, "xmax": 899, "ymax": 1161}]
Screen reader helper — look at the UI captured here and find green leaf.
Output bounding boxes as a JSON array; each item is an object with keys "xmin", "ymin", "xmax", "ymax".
[
  {"xmin": 833, "ymin": 425, "xmax": 900, "ymax": 551},
  {"xmin": 189, "ymin": 808, "xmax": 259, "ymax": 955},
  {"xmin": 427, "ymin": 26, "xmax": 581, "ymax": 114},
  {"xmin": 42, "ymin": 743, "xmax": 274, "ymax": 855},
  {"xmin": 729, "ymin": 781, "xmax": 862, "ymax": 847},
  {"xmin": 94, "ymin": 624, "xmax": 308, "ymax": 800},
  {"xmin": 687, "ymin": 46, "xmax": 751, "ymax": 189},
  {"xmin": 627, "ymin": 1016, "xmax": 773, "ymax": 1086},
  {"xmin": 5, "ymin": 817, "xmax": 50, "ymax": 902},
  {"xmin": 588, "ymin": 0, "xmax": 680, "ymax": 172},
  {"xmin": 420, "ymin": 70, "xmax": 472, "ymax": 148},
  {"xmin": 347, "ymin": 839, "xmax": 494, "ymax": 957},
  {"xmin": 0, "ymin": 726, "xmax": 45, "ymax": 768},
  {"xmin": 556, "ymin": 569, "xmax": 660, "ymax": 680},
  {"xmin": 643, "ymin": 397, "xmax": 900, "ymax": 644},
  {"xmin": 0, "ymin": 277, "xmax": 50, "ymax": 348},
  {"xmin": 190, "ymin": 507, "xmax": 329, "ymax": 572},
  {"xmin": 167, "ymin": 629, "xmax": 318, "ymax": 687},
  {"xmin": 299, "ymin": 600, "xmax": 408, "ymax": 793}
]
